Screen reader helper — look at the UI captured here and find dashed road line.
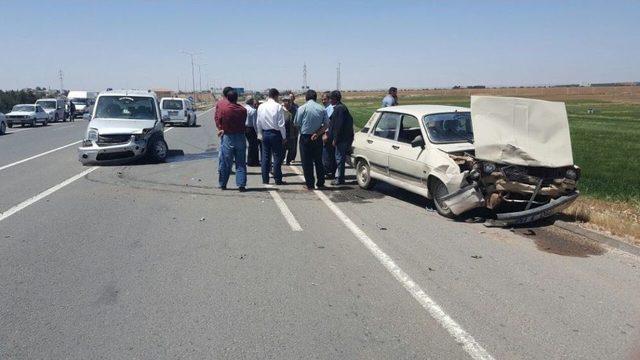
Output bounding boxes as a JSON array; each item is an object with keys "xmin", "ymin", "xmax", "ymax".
[
  {"xmin": 288, "ymin": 165, "xmax": 494, "ymax": 360},
  {"xmin": 0, "ymin": 167, "xmax": 98, "ymax": 223},
  {"xmin": 0, "ymin": 140, "xmax": 82, "ymax": 172},
  {"xmin": 265, "ymin": 184, "xmax": 303, "ymax": 232}
]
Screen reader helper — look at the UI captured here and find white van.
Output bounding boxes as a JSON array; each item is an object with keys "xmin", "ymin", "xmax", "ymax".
[
  {"xmin": 159, "ymin": 97, "xmax": 196, "ymax": 127},
  {"xmin": 35, "ymin": 98, "xmax": 66, "ymax": 122},
  {"xmin": 67, "ymin": 90, "xmax": 97, "ymax": 118}
]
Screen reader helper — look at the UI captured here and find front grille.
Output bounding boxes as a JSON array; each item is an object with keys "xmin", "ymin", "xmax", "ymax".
[
  {"xmin": 97, "ymin": 134, "xmax": 131, "ymax": 146},
  {"xmin": 96, "ymin": 151, "xmax": 135, "ymax": 161},
  {"xmin": 500, "ymin": 165, "xmax": 570, "ymax": 185}
]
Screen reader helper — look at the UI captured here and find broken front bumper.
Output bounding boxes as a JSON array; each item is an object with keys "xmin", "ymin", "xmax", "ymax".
[
  {"xmin": 78, "ymin": 137, "xmax": 147, "ymax": 165},
  {"xmin": 485, "ymin": 191, "xmax": 580, "ymax": 227}
]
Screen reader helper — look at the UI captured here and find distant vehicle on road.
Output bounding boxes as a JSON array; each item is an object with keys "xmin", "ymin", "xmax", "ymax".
[
  {"xmin": 67, "ymin": 90, "xmax": 97, "ymax": 119},
  {"xmin": 35, "ymin": 98, "xmax": 66, "ymax": 122},
  {"xmin": 159, "ymin": 97, "xmax": 196, "ymax": 126},
  {"xmin": 78, "ymin": 90, "xmax": 168, "ymax": 165},
  {"xmin": 351, "ymin": 96, "xmax": 580, "ymax": 226},
  {"xmin": 0, "ymin": 113, "xmax": 6, "ymax": 135},
  {"xmin": 5, "ymin": 104, "xmax": 49, "ymax": 127}
]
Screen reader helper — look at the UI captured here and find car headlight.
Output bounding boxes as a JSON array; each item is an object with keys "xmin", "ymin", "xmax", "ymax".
[
  {"xmin": 566, "ymin": 167, "xmax": 580, "ymax": 181},
  {"xmin": 483, "ymin": 162, "xmax": 497, "ymax": 174},
  {"xmin": 87, "ymin": 128, "xmax": 99, "ymax": 142}
]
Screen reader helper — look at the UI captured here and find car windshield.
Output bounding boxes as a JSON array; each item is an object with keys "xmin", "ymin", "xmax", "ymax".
[
  {"xmin": 12, "ymin": 105, "xmax": 35, "ymax": 112},
  {"xmin": 37, "ymin": 101, "xmax": 56, "ymax": 109},
  {"xmin": 94, "ymin": 96, "xmax": 157, "ymax": 120},
  {"xmin": 162, "ymin": 99, "xmax": 183, "ymax": 110},
  {"xmin": 71, "ymin": 98, "xmax": 87, "ymax": 105},
  {"xmin": 423, "ymin": 112, "xmax": 473, "ymax": 143}
]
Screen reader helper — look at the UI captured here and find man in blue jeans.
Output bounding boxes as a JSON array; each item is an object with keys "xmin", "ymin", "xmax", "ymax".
[
  {"xmin": 214, "ymin": 88, "xmax": 248, "ymax": 191},
  {"xmin": 328, "ymin": 90, "xmax": 354, "ymax": 186},
  {"xmin": 256, "ymin": 88, "xmax": 287, "ymax": 185}
]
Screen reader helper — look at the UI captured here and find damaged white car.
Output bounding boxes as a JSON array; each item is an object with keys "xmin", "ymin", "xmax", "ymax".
[{"xmin": 351, "ymin": 96, "xmax": 580, "ymax": 226}]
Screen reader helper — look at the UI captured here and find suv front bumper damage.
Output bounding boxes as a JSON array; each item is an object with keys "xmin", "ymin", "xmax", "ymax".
[{"xmin": 78, "ymin": 136, "xmax": 147, "ymax": 165}]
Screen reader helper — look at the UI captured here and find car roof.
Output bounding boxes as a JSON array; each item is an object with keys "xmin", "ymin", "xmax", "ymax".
[
  {"xmin": 36, "ymin": 98, "xmax": 59, "ymax": 101},
  {"xmin": 15, "ymin": 104, "xmax": 35, "ymax": 107},
  {"xmin": 100, "ymin": 90, "xmax": 157, "ymax": 98},
  {"xmin": 160, "ymin": 97, "xmax": 185, "ymax": 101},
  {"xmin": 376, "ymin": 104, "xmax": 470, "ymax": 118}
]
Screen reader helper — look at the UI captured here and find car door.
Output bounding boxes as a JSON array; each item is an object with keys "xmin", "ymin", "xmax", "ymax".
[
  {"xmin": 388, "ymin": 114, "xmax": 427, "ymax": 186},
  {"xmin": 365, "ymin": 112, "xmax": 401, "ymax": 176},
  {"xmin": 35, "ymin": 106, "xmax": 46, "ymax": 121}
]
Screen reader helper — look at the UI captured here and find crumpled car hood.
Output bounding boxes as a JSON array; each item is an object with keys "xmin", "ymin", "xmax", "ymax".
[
  {"xmin": 88, "ymin": 118, "xmax": 157, "ymax": 135},
  {"xmin": 470, "ymin": 96, "xmax": 574, "ymax": 168}
]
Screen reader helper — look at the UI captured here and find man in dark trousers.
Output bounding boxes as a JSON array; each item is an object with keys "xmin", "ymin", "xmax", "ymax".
[
  {"xmin": 256, "ymin": 88, "xmax": 287, "ymax": 185},
  {"xmin": 214, "ymin": 89, "xmax": 248, "ymax": 191},
  {"xmin": 321, "ymin": 91, "xmax": 336, "ymax": 179},
  {"xmin": 244, "ymin": 98, "xmax": 260, "ymax": 166},
  {"xmin": 328, "ymin": 90, "xmax": 354, "ymax": 186},
  {"xmin": 68, "ymin": 101, "xmax": 76, "ymax": 121},
  {"xmin": 294, "ymin": 90, "xmax": 328, "ymax": 190}
]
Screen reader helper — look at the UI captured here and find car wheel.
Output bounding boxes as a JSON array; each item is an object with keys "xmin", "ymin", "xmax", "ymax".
[
  {"xmin": 0, "ymin": 122, "xmax": 6, "ymax": 135},
  {"xmin": 147, "ymin": 136, "xmax": 168, "ymax": 163},
  {"xmin": 430, "ymin": 178, "xmax": 455, "ymax": 218},
  {"xmin": 356, "ymin": 160, "xmax": 376, "ymax": 190},
  {"xmin": 43, "ymin": 119, "xmax": 48, "ymax": 126},
  {"xmin": 7, "ymin": 123, "xmax": 12, "ymax": 128}
]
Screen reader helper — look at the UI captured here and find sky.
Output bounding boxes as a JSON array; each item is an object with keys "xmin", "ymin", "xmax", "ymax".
[{"xmin": 0, "ymin": 0, "xmax": 638, "ymax": 91}]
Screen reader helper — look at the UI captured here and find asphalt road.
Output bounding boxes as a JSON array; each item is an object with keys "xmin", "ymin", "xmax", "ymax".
[{"xmin": 1, "ymin": 108, "xmax": 639, "ymax": 359}]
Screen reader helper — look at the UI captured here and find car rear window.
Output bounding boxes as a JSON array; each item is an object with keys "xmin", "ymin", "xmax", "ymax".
[{"xmin": 162, "ymin": 100, "xmax": 183, "ymax": 110}]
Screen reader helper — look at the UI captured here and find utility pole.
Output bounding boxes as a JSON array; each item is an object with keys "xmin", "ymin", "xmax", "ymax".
[
  {"xmin": 180, "ymin": 50, "xmax": 201, "ymax": 102},
  {"xmin": 58, "ymin": 69, "xmax": 64, "ymax": 94},
  {"xmin": 197, "ymin": 63, "xmax": 207, "ymax": 99},
  {"xmin": 336, "ymin": 62, "xmax": 341, "ymax": 91},
  {"xmin": 302, "ymin": 63, "xmax": 308, "ymax": 91}
]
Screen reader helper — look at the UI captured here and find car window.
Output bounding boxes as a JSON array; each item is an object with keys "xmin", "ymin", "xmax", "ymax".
[
  {"xmin": 373, "ymin": 112, "xmax": 401, "ymax": 140},
  {"xmin": 95, "ymin": 96, "xmax": 158, "ymax": 120},
  {"xmin": 424, "ymin": 112, "xmax": 473, "ymax": 143},
  {"xmin": 397, "ymin": 115, "xmax": 420, "ymax": 144},
  {"xmin": 162, "ymin": 99, "xmax": 183, "ymax": 110}
]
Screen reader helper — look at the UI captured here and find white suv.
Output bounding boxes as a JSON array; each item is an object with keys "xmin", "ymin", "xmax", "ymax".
[
  {"xmin": 351, "ymin": 96, "xmax": 580, "ymax": 226},
  {"xmin": 159, "ymin": 97, "xmax": 196, "ymax": 126},
  {"xmin": 78, "ymin": 90, "xmax": 168, "ymax": 164}
]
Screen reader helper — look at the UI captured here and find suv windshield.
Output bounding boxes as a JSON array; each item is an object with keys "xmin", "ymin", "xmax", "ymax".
[
  {"xmin": 162, "ymin": 99, "xmax": 183, "ymax": 110},
  {"xmin": 70, "ymin": 98, "xmax": 87, "ymax": 105},
  {"xmin": 94, "ymin": 96, "xmax": 157, "ymax": 120},
  {"xmin": 37, "ymin": 101, "xmax": 56, "ymax": 109},
  {"xmin": 12, "ymin": 105, "xmax": 35, "ymax": 112},
  {"xmin": 424, "ymin": 112, "xmax": 473, "ymax": 143}
]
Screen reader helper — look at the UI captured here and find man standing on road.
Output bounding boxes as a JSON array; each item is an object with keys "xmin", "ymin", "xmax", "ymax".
[
  {"xmin": 382, "ymin": 87, "xmax": 399, "ymax": 107},
  {"xmin": 244, "ymin": 98, "xmax": 260, "ymax": 166},
  {"xmin": 282, "ymin": 95, "xmax": 298, "ymax": 165},
  {"xmin": 256, "ymin": 88, "xmax": 287, "ymax": 185},
  {"xmin": 68, "ymin": 101, "xmax": 76, "ymax": 122},
  {"xmin": 294, "ymin": 90, "xmax": 328, "ymax": 190},
  {"xmin": 328, "ymin": 90, "xmax": 354, "ymax": 186},
  {"xmin": 321, "ymin": 91, "xmax": 336, "ymax": 179},
  {"xmin": 215, "ymin": 89, "xmax": 248, "ymax": 191}
]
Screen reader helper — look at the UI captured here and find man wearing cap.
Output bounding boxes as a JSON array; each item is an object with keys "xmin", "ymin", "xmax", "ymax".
[{"xmin": 294, "ymin": 90, "xmax": 328, "ymax": 190}]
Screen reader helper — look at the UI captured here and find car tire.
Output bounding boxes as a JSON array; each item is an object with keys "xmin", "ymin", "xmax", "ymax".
[
  {"xmin": 7, "ymin": 123, "xmax": 12, "ymax": 128},
  {"xmin": 429, "ymin": 178, "xmax": 455, "ymax": 218},
  {"xmin": 147, "ymin": 136, "xmax": 168, "ymax": 163},
  {"xmin": 0, "ymin": 122, "xmax": 6, "ymax": 135},
  {"xmin": 356, "ymin": 160, "xmax": 376, "ymax": 190},
  {"xmin": 43, "ymin": 119, "xmax": 48, "ymax": 126}
]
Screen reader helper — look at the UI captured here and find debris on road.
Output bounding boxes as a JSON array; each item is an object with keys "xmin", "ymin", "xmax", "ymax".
[
  {"xmin": 199, "ymin": 217, "xmax": 206, "ymax": 221},
  {"xmin": 376, "ymin": 223, "xmax": 388, "ymax": 231},
  {"xmin": 471, "ymin": 255, "xmax": 483, "ymax": 259}
]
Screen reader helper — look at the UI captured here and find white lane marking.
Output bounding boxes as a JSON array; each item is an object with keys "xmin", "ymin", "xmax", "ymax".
[
  {"xmin": 288, "ymin": 166, "xmax": 494, "ymax": 360},
  {"xmin": 265, "ymin": 185, "xmax": 303, "ymax": 232},
  {"xmin": 0, "ymin": 140, "xmax": 82, "ymax": 172},
  {"xmin": 0, "ymin": 167, "xmax": 98, "ymax": 223}
]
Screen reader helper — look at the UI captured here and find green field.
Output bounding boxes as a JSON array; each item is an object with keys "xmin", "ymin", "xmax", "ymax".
[{"xmin": 344, "ymin": 96, "xmax": 640, "ymax": 208}]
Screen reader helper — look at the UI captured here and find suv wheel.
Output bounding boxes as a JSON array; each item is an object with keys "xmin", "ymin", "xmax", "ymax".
[
  {"xmin": 356, "ymin": 160, "xmax": 376, "ymax": 189},
  {"xmin": 0, "ymin": 121, "xmax": 6, "ymax": 135},
  {"xmin": 147, "ymin": 136, "xmax": 168, "ymax": 163},
  {"xmin": 429, "ymin": 178, "xmax": 455, "ymax": 218}
]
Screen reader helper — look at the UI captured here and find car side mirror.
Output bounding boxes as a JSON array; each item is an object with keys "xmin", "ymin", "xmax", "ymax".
[{"xmin": 411, "ymin": 135, "xmax": 425, "ymax": 148}]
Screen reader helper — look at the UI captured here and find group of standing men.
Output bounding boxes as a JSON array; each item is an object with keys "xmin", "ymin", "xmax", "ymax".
[{"xmin": 214, "ymin": 87, "xmax": 354, "ymax": 191}]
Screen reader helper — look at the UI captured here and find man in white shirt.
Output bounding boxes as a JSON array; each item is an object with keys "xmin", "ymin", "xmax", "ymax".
[
  {"xmin": 256, "ymin": 88, "xmax": 287, "ymax": 185},
  {"xmin": 244, "ymin": 98, "xmax": 260, "ymax": 166}
]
